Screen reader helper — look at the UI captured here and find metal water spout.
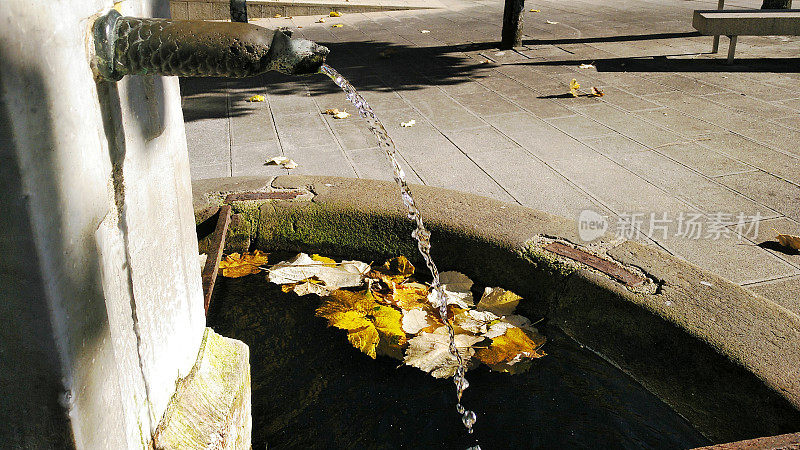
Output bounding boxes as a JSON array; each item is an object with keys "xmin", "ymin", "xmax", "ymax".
[{"xmin": 92, "ymin": 10, "xmax": 329, "ymax": 81}]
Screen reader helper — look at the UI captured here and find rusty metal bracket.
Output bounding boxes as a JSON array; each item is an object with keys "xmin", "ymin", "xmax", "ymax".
[
  {"xmin": 544, "ymin": 242, "xmax": 646, "ymax": 287},
  {"xmin": 201, "ymin": 205, "xmax": 232, "ymax": 315}
]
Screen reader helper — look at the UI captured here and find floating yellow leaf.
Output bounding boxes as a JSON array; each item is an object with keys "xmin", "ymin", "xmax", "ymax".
[
  {"xmin": 476, "ymin": 287, "xmax": 521, "ymax": 316},
  {"xmin": 404, "ymin": 327, "xmax": 483, "ymax": 378},
  {"xmin": 371, "ymin": 255, "xmax": 415, "ymax": 284},
  {"xmin": 219, "ymin": 250, "xmax": 269, "ymax": 278},
  {"xmin": 332, "ymin": 23, "xmax": 343, "ymax": 28},
  {"xmin": 316, "ymin": 289, "xmax": 406, "ymax": 359},
  {"xmin": 476, "ymin": 327, "xmax": 545, "ymax": 373},
  {"xmin": 454, "ymin": 309, "xmax": 499, "ymax": 335},
  {"xmin": 391, "ymin": 283, "xmax": 432, "ymax": 309},
  {"xmin": 246, "ymin": 94, "xmax": 265, "ymax": 102},
  {"xmin": 569, "ymin": 79, "xmax": 580, "ymax": 97},
  {"xmin": 776, "ymin": 233, "xmax": 800, "ymax": 251},
  {"xmin": 311, "ymin": 254, "xmax": 337, "ymax": 266},
  {"xmin": 589, "ymin": 86, "xmax": 604, "ymax": 97},
  {"xmin": 274, "ymin": 13, "xmax": 282, "ymax": 18},
  {"xmin": 269, "ymin": 253, "xmax": 369, "ymax": 293},
  {"xmin": 429, "ymin": 271, "xmax": 474, "ymax": 309},
  {"xmin": 402, "ymin": 308, "xmax": 432, "ymax": 334},
  {"xmin": 530, "ymin": 9, "xmax": 540, "ymax": 12},
  {"xmin": 329, "ymin": 11, "xmax": 341, "ymax": 17}
]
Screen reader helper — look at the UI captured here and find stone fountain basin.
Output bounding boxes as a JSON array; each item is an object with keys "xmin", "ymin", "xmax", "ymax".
[{"xmin": 193, "ymin": 175, "xmax": 800, "ymax": 444}]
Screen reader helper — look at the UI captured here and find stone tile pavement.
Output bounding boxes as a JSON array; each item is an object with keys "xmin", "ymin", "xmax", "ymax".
[{"xmin": 181, "ymin": 0, "xmax": 800, "ymax": 310}]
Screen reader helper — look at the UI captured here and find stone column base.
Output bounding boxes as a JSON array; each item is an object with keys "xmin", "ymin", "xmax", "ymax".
[{"xmin": 154, "ymin": 328, "xmax": 251, "ymax": 449}]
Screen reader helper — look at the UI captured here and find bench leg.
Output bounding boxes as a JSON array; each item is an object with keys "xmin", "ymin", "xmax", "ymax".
[
  {"xmin": 726, "ymin": 35, "xmax": 737, "ymax": 64},
  {"xmin": 712, "ymin": 0, "xmax": 724, "ymax": 53}
]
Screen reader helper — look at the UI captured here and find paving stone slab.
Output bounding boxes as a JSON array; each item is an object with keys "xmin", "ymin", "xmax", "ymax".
[
  {"xmin": 654, "ymin": 141, "xmax": 754, "ymax": 178},
  {"xmin": 745, "ymin": 276, "xmax": 800, "ymax": 316},
  {"xmin": 469, "ymin": 147, "xmax": 612, "ymax": 219},
  {"xmin": 345, "ymin": 146, "xmax": 423, "ymax": 184},
  {"xmin": 610, "ymin": 150, "xmax": 778, "ymax": 221},
  {"xmin": 716, "ymin": 171, "xmax": 800, "ymax": 223},
  {"xmin": 576, "ymin": 103, "xmax": 685, "ymax": 148},
  {"xmin": 656, "ymin": 232, "xmax": 800, "ymax": 285},
  {"xmin": 697, "ymin": 133, "xmax": 800, "ymax": 187},
  {"xmin": 733, "ymin": 216, "xmax": 800, "ymax": 270},
  {"xmin": 703, "ymin": 92, "xmax": 799, "ymax": 120}
]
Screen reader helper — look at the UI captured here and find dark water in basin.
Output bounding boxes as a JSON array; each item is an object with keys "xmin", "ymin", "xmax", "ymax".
[{"xmin": 208, "ymin": 273, "xmax": 709, "ymax": 449}]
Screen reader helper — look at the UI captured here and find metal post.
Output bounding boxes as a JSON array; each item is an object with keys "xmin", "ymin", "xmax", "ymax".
[
  {"xmin": 230, "ymin": 0, "xmax": 248, "ymax": 23},
  {"xmin": 501, "ymin": 0, "xmax": 524, "ymax": 49}
]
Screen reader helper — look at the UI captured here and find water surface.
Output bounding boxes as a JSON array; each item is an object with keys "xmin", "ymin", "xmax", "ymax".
[{"xmin": 208, "ymin": 273, "xmax": 709, "ymax": 449}]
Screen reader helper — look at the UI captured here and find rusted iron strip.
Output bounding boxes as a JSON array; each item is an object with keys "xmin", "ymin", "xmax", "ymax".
[
  {"xmin": 224, "ymin": 191, "xmax": 303, "ymax": 202},
  {"xmin": 692, "ymin": 432, "xmax": 800, "ymax": 449},
  {"xmin": 544, "ymin": 242, "xmax": 645, "ymax": 287},
  {"xmin": 202, "ymin": 204, "xmax": 232, "ymax": 315}
]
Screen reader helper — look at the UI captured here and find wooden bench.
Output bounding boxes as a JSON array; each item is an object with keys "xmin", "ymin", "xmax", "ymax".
[{"xmin": 693, "ymin": 8, "xmax": 800, "ymax": 63}]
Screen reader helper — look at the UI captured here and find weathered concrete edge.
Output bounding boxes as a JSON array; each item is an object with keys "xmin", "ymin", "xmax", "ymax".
[
  {"xmin": 153, "ymin": 328, "xmax": 252, "ymax": 449},
  {"xmin": 192, "ymin": 175, "xmax": 800, "ymax": 442}
]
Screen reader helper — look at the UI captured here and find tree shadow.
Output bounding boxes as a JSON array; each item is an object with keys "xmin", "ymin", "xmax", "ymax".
[
  {"xmin": 522, "ymin": 31, "xmax": 704, "ymax": 45},
  {"xmin": 179, "ymin": 32, "xmax": 799, "ymax": 123},
  {"xmin": 510, "ymin": 54, "xmax": 800, "ymax": 73}
]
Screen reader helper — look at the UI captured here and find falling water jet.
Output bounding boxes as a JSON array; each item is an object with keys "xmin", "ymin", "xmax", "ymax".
[{"xmin": 319, "ymin": 63, "xmax": 480, "ymax": 439}]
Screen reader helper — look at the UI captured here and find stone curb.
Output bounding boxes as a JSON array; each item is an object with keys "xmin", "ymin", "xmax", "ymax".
[{"xmin": 192, "ymin": 175, "xmax": 800, "ymax": 443}]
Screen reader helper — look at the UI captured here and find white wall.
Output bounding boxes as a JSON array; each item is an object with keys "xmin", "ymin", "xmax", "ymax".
[{"xmin": 0, "ymin": 0, "xmax": 205, "ymax": 447}]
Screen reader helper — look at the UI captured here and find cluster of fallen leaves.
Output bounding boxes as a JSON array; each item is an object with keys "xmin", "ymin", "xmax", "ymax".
[
  {"xmin": 569, "ymin": 79, "xmax": 604, "ymax": 98},
  {"xmin": 219, "ymin": 251, "xmax": 547, "ymax": 378}
]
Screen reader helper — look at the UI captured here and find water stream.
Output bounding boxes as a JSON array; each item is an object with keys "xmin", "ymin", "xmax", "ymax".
[{"xmin": 319, "ymin": 64, "xmax": 478, "ymax": 437}]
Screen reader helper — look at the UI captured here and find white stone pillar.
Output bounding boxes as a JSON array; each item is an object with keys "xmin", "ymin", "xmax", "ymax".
[{"xmin": 0, "ymin": 0, "xmax": 205, "ymax": 447}]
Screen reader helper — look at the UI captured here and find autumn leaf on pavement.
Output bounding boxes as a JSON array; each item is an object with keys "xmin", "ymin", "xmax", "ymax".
[
  {"xmin": 589, "ymin": 86, "xmax": 604, "ymax": 97},
  {"xmin": 404, "ymin": 327, "xmax": 483, "ymax": 378},
  {"xmin": 776, "ymin": 232, "xmax": 800, "ymax": 251},
  {"xmin": 316, "ymin": 289, "xmax": 406, "ymax": 359},
  {"xmin": 265, "ymin": 156, "xmax": 298, "ymax": 169},
  {"xmin": 219, "ymin": 250, "xmax": 269, "ymax": 278},
  {"xmin": 477, "ymin": 327, "xmax": 545, "ymax": 374},
  {"xmin": 569, "ymin": 79, "xmax": 580, "ymax": 97}
]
